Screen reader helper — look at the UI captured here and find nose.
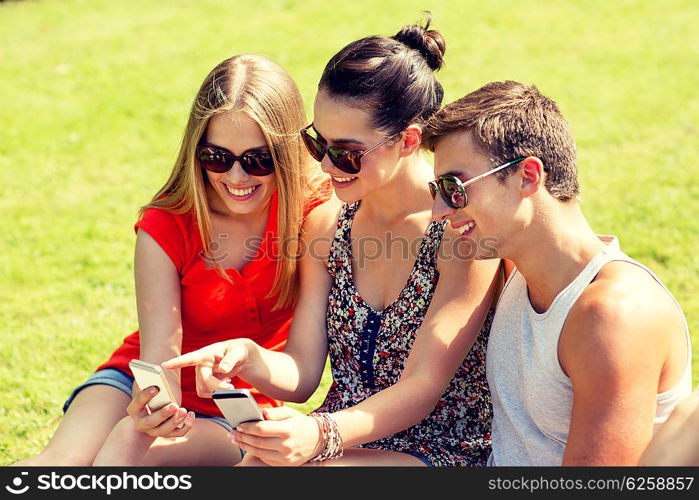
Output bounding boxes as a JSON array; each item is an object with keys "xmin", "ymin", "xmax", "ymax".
[
  {"xmin": 319, "ymin": 154, "xmax": 335, "ymax": 174},
  {"xmin": 320, "ymin": 155, "xmax": 350, "ymax": 179},
  {"xmin": 224, "ymin": 161, "xmax": 250, "ymax": 183},
  {"xmin": 431, "ymin": 194, "xmax": 456, "ymax": 222}
]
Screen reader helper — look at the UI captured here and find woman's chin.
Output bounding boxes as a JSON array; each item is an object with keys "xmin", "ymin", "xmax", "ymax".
[{"xmin": 333, "ymin": 188, "xmax": 361, "ymax": 205}]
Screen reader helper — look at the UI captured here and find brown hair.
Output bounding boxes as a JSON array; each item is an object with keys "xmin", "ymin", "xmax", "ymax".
[
  {"xmin": 142, "ymin": 54, "xmax": 324, "ymax": 309},
  {"xmin": 423, "ymin": 81, "xmax": 579, "ymax": 202},
  {"xmin": 318, "ymin": 13, "xmax": 446, "ymax": 136}
]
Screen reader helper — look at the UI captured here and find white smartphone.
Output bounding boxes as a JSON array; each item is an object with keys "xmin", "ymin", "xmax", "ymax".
[
  {"xmin": 212, "ymin": 389, "xmax": 264, "ymax": 429},
  {"xmin": 128, "ymin": 359, "xmax": 177, "ymax": 411}
]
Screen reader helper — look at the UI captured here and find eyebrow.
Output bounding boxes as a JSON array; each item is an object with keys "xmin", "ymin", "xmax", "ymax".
[
  {"xmin": 332, "ymin": 137, "xmax": 365, "ymax": 146},
  {"xmin": 442, "ymin": 169, "xmax": 467, "ymax": 178},
  {"xmin": 312, "ymin": 126, "xmax": 365, "ymax": 147},
  {"xmin": 205, "ymin": 142, "xmax": 269, "ymax": 152}
]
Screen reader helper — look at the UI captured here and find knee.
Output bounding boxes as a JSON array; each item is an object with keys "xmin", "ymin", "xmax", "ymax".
[
  {"xmin": 93, "ymin": 417, "xmax": 155, "ymax": 466},
  {"xmin": 12, "ymin": 450, "xmax": 93, "ymax": 467},
  {"xmin": 235, "ymin": 453, "xmax": 267, "ymax": 467},
  {"xmin": 104, "ymin": 417, "xmax": 155, "ymax": 449},
  {"xmin": 109, "ymin": 416, "xmax": 139, "ymax": 439}
]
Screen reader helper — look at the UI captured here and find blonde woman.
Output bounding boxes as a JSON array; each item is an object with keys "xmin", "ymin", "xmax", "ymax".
[{"xmin": 15, "ymin": 54, "xmax": 329, "ymax": 466}]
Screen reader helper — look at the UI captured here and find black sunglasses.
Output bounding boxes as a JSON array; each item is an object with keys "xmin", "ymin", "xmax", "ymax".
[
  {"xmin": 429, "ymin": 158, "xmax": 525, "ymax": 209},
  {"xmin": 300, "ymin": 124, "xmax": 396, "ymax": 174},
  {"xmin": 196, "ymin": 144, "xmax": 275, "ymax": 176}
]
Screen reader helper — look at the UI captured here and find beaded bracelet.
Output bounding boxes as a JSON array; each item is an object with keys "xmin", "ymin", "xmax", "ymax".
[{"xmin": 309, "ymin": 412, "xmax": 344, "ymax": 462}]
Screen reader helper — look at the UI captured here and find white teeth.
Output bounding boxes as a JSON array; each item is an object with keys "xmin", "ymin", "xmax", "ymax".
[
  {"xmin": 458, "ymin": 222, "xmax": 475, "ymax": 235},
  {"xmin": 332, "ymin": 176, "xmax": 355, "ymax": 183},
  {"xmin": 226, "ymin": 184, "xmax": 257, "ymax": 197}
]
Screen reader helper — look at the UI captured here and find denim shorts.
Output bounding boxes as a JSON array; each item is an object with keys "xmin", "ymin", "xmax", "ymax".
[
  {"xmin": 63, "ymin": 368, "xmax": 233, "ymax": 432},
  {"xmin": 403, "ymin": 450, "xmax": 435, "ymax": 467}
]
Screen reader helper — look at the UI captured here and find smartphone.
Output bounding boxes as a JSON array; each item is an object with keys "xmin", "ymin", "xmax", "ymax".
[
  {"xmin": 128, "ymin": 359, "xmax": 177, "ymax": 411},
  {"xmin": 212, "ymin": 389, "xmax": 264, "ymax": 429}
]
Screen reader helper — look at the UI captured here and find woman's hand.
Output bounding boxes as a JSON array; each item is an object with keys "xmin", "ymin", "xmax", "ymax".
[
  {"xmin": 127, "ymin": 384, "xmax": 195, "ymax": 438},
  {"xmin": 230, "ymin": 407, "xmax": 322, "ymax": 466},
  {"xmin": 162, "ymin": 340, "xmax": 251, "ymax": 398}
]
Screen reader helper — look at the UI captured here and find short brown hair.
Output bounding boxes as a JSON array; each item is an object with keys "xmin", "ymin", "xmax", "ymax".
[{"xmin": 423, "ymin": 81, "xmax": 579, "ymax": 202}]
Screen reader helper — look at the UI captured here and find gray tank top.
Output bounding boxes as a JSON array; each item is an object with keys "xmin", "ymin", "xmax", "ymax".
[{"xmin": 486, "ymin": 235, "xmax": 692, "ymax": 466}]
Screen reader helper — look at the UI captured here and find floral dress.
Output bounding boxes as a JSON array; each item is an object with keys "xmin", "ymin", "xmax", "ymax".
[{"xmin": 315, "ymin": 201, "xmax": 493, "ymax": 466}]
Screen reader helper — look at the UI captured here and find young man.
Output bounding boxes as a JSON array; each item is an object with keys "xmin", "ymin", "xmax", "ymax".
[{"xmin": 423, "ymin": 81, "xmax": 692, "ymax": 465}]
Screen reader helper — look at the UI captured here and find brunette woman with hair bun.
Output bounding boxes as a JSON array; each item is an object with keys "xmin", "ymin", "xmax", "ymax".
[{"xmin": 166, "ymin": 16, "xmax": 499, "ymax": 467}]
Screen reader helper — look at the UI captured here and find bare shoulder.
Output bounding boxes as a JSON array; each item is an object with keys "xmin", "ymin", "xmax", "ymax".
[
  {"xmin": 560, "ymin": 260, "xmax": 685, "ymax": 381},
  {"xmin": 301, "ymin": 194, "xmax": 342, "ymax": 258},
  {"xmin": 303, "ymin": 194, "xmax": 341, "ymax": 235},
  {"xmin": 571, "ymin": 261, "xmax": 682, "ymax": 334}
]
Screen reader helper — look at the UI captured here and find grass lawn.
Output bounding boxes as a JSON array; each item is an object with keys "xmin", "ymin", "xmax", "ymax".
[{"xmin": 1, "ymin": 0, "xmax": 697, "ymax": 464}]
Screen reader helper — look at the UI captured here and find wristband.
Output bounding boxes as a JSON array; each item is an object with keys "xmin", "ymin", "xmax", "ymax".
[{"xmin": 309, "ymin": 412, "xmax": 343, "ymax": 462}]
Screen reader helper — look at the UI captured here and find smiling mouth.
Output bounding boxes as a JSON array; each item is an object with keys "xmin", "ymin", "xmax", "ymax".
[
  {"xmin": 224, "ymin": 184, "xmax": 260, "ymax": 198},
  {"xmin": 456, "ymin": 221, "xmax": 475, "ymax": 235},
  {"xmin": 332, "ymin": 176, "xmax": 357, "ymax": 183}
]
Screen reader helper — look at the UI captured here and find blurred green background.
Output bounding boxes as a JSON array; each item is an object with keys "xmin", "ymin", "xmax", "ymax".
[{"xmin": 1, "ymin": 0, "xmax": 697, "ymax": 464}]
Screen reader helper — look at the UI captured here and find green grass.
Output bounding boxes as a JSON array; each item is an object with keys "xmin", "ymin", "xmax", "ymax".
[{"xmin": 1, "ymin": 0, "xmax": 697, "ymax": 464}]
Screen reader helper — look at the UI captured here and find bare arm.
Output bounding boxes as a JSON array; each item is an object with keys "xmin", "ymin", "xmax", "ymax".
[
  {"xmin": 126, "ymin": 229, "xmax": 194, "ymax": 437},
  {"xmin": 560, "ymin": 266, "xmax": 683, "ymax": 465},
  {"xmin": 236, "ymin": 201, "xmax": 338, "ymax": 401},
  {"xmin": 228, "ymin": 227, "xmax": 500, "ymax": 465},
  {"xmin": 163, "ymin": 200, "xmax": 341, "ymax": 403},
  {"xmin": 330, "ymin": 254, "xmax": 500, "ymax": 446},
  {"xmin": 640, "ymin": 389, "xmax": 699, "ymax": 466},
  {"xmin": 134, "ymin": 229, "xmax": 184, "ymax": 399}
]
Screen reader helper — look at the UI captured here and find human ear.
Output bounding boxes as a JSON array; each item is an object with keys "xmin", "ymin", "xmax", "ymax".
[
  {"xmin": 398, "ymin": 124, "xmax": 422, "ymax": 157},
  {"xmin": 519, "ymin": 156, "xmax": 545, "ymax": 197}
]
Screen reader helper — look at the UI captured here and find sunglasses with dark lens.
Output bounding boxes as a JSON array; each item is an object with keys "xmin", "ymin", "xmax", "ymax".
[
  {"xmin": 196, "ymin": 144, "xmax": 275, "ymax": 176},
  {"xmin": 429, "ymin": 158, "xmax": 525, "ymax": 209},
  {"xmin": 300, "ymin": 124, "xmax": 396, "ymax": 174}
]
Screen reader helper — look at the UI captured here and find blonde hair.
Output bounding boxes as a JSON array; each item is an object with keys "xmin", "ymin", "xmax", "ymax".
[{"xmin": 142, "ymin": 54, "xmax": 324, "ymax": 309}]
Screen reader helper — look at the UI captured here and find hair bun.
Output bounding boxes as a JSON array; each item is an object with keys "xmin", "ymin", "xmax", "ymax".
[{"xmin": 393, "ymin": 14, "xmax": 446, "ymax": 71}]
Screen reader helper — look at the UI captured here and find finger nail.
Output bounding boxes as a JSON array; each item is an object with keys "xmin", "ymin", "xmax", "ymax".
[
  {"xmin": 150, "ymin": 386, "xmax": 158, "ymax": 393},
  {"xmin": 219, "ymin": 364, "xmax": 231, "ymax": 372}
]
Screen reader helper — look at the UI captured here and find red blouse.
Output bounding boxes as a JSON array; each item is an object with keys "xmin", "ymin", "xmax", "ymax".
[{"xmin": 97, "ymin": 188, "xmax": 328, "ymax": 416}]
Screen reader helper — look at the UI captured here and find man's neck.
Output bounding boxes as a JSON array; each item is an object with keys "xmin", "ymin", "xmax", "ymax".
[{"xmin": 508, "ymin": 203, "xmax": 606, "ymax": 313}]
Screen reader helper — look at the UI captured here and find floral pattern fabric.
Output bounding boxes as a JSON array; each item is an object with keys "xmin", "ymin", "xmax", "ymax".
[{"xmin": 315, "ymin": 201, "xmax": 493, "ymax": 466}]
